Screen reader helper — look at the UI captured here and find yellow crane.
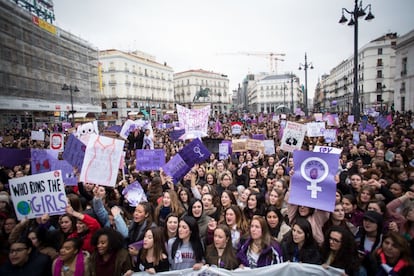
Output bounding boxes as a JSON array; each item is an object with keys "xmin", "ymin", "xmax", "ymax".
[{"xmin": 217, "ymin": 51, "xmax": 286, "ymax": 73}]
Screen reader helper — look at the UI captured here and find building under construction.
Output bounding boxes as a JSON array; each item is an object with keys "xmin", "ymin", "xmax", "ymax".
[{"xmin": 0, "ymin": 0, "xmax": 101, "ymax": 129}]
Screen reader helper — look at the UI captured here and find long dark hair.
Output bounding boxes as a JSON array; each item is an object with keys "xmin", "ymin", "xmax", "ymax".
[
  {"xmin": 171, "ymin": 216, "xmax": 204, "ymax": 263},
  {"xmin": 140, "ymin": 227, "xmax": 167, "ymax": 266},
  {"xmin": 211, "ymin": 224, "xmax": 239, "ymax": 269},
  {"xmin": 265, "ymin": 205, "xmax": 284, "ymax": 238},
  {"xmin": 321, "ymin": 226, "xmax": 360, "ymax": 273},
  {"xmin": 91, "ymin": 228, "xmax": 124, "ymax": 254}
]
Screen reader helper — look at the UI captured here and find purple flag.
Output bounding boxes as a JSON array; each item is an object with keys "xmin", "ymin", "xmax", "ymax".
[
  {"xmin": 0, "ymin": 148, "xmax": 31, "ymax": 168},
  {"xmin": 376, "ymin": 115, "xmax": 391, "ymax": 129},
  {"xmin": 162, "ymin": 154, "xmax": 191, "ymax": 184},
  {"xmin": 136, "ymin": 149, "xmax": 166, "ymax": 171},
  {"xmin": 214, "ymin": 120, "xmax": 222, "ymax": 134},
  {"xmin": 179, "ymin": 138, "xmax": 210, "ymax": 167},
  {"xmin": 62, "ymin": 134, "xmax": 86, "ymax": 171},
  {"xmin": 358, "ymin": 122, "xmax": 375, "ymax": 133},
  {"xmin": 31, "ymin": 149, "xmax": 59, "ymax": 175},
  {"xmin": 51, "ymin": 160, "xmax": 78, "ymax": 186},
  {"xmin": 289, "ymin": 150, "xmax": 339, "ymax": 212}
]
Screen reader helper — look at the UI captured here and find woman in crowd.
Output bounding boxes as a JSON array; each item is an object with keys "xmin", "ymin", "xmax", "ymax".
[
  {"xmin": 66, "ymin": 205, "xmax": 101, "ymax": 253},
  {"xmin": 342, "ymin": 194, "xmax": 364, "ymax": 228},
  {"xmin": 265, "ymin": 206, "xmax": 291, "ymax": 243},
  {"xmin": 237, "ymin": 215, "xmax": 284, "ymax": 268},
  {"xmin": 281, "ymin": 217, "xmax": 321, "ymax": 264},
  {"xmin": 356, "ymin": 210, "xmax": 384, "ymax": 271},
  {"xmin": 167, "ymin": 215, "xmax": 205, "ymax": 271},
  {"xmin": 187, "ymin": 199, "xmax": 211, "ymax": 242},
  {"xmin": 0, "ymin": 237, "xmax": 52, "ymax": 276},
  {"xmin": 321, "ymin": 226, "xmax": 361, "ymax": 276},
  {"xmin": 128, "ymin": 202, "xmax": 155, "ymax": 244},
  {"xmin": 219, "ymin": 189, "xmax": 237, "ymax": 222},
  {"xmin": 52, "ymin": 237, "xmax": 90, "ymax": 276},
  {"xmin": 369, "ymin": 231, "xmax": 414, "ymax": 275},
  {"xmin": 201, "ymin": 193, "xmax": 220, "ymax": 221},
  {"xmin": 58, "ymin": 214, "xmax": 77, "ymax": 242},
  {"xmin": 164, "ymin": 213, "xmax": 179, "ymax": 241},
  {"xmin": 218, "ymin": 205, "xmax": 248, "ymax": 249},
  {"xmin": 205, "ymin": 224, "xmax": 239, "ymax": 270},
  {"xmin": 89, "ymin": 227, "xmax": 132, "ymax": 276},
  {"xmin": 243, "ymin": 192, "xmax": 266, "ymax": 221},
  {"xmin": 322, "ymin": 202, "xmax": 358, "ymax": 236},
  {"xmin": 386, "ymin": 190, "xmax": 414, "ymax": 241},
  {"xmin": 154, "ymin": 190, "xmax": 184, "ymax": 227},
  {"xmin": 132, "ymin": 227, "xmax": 169, "ymax": 274},
  {"xmin": 178, "ymin": 187, "xmax": 192, "ymax": 212}
]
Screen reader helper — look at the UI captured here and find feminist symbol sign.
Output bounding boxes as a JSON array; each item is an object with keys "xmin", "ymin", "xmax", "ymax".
[
  {"xmin": 193, "ymin": 146, "xmax": 205, "ymax": 158},
  {"xmin": 300, "ymin": 157, "xmax": 329, "ymax": 199}
]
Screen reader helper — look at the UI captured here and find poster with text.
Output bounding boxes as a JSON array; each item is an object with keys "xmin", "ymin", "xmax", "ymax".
[{"xmin": 280, "ymin": 122, "xmax": 306, "ymax": 152}]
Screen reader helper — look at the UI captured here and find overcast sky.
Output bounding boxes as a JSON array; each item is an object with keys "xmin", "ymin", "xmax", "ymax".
[{"xmin": 53, "ymin": 0, "xmax": 413, "ymax": 98}]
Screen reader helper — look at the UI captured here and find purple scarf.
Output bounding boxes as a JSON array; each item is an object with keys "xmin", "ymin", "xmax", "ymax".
[{"xmin": 54, "ymin": 252, "xmax": 84, "ymax": 276}]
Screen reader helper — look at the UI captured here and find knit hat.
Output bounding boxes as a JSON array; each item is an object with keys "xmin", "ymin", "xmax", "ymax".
[
  {"xmin": 0, "ymin": 192, "xmax": 10, "ymax": 203},
  {"xmin": 363, "ymin": 210, "xmax": 383, "ymax": 225}
]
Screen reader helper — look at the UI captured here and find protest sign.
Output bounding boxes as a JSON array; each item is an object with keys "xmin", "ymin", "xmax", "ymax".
[
  {"xmin": 119, "ymin": 119, "xmax": 136, "ymax": 139},
  {"xmin": 219, "ymin": 143, "xmax": 229, "ymax": 160},
  {"xmin": 280, "ymin": 122, "xmax": 306, "ymax": 152},
  {"xmin": 306, "ymin": 122, "xmax": 326, "ymax": 137},
  {"xmin": 352, "ymin": 131, "xmax": 360, "ymax": 144},
  {"xmin": 31, "ymin": 130, "xmax": 45, "ymax": 141},
  {"xmin": 313, "ymin": 146, "xmax": 342, "ymax": 154},
  {"xmin": 246, "ymin": 139, "xmax": 265, "ymax": 152},
  {"xmin": 289, "ymin": 151, "xmax": 339, "ymax": 212},
  {"xmin": 80, "ymin": 134, "xmax": 125, "ymax": 187},
  {"xmin": 162, "ymin": 154, "xmax": 191, "ymax": 184},
  {"xmin": 122, "ymin": 180, "xmax": 147, "ymax": 207},
  {"xmin": 323, "ymin": 129, "xmax": 337, "ymax": 143},
  {"xmin": 136, "ymin": 149, "xmax": 165, "ymax": 171},
  {"xmin": 314, "ymin": 113, "xmax": 323, "ymax": 121},
  {"xmin": 31, "ymin": 149, "xmax": 59, "ymax": 175},
  {"xmin": 51, "ymin": 160, "xmax": 78, "ymax": 186},
  {"xmin": 348, "ymin": 115, "xmax": 354, "ymax": 124},
  {"xmin": 231, "ymin": 121, "xmax": 243, "ymax": 135},
  {"xmin": 263, "ymin": 140, "xmax": 276, "ymax": 155},
  {"xmin": 9, "ymin": 170, "xmax": 67, "ymax": 220},
  {"xmin": 252, "ymin": 134, "xmax": 266, "ymax": 140},
  {"xmin": 231, "ymin": 139, "xmax": 247, "ymax": 153},
  {"xmin": 176, "ymin": 104, "xmax": 210, "ymax": 139},
  {"xmin": 62, "ymin": 134, "xmax": 86, "ymax": 171},
  {"xmin": 50, "ymin": 133, "xmax": 65, "ymax": 151}
]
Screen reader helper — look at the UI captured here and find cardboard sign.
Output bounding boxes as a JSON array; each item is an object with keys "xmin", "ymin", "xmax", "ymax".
[
  {"xmin": 9, "ymin": 170, "xmax": 67, "ymax": 220},
  {"xmin": 231, "ymin": 139, "xmax": 247, "ymax": 152},
  {"xmin": 246, "ymin": 139, "xmax": 265, "ymax": 152}
]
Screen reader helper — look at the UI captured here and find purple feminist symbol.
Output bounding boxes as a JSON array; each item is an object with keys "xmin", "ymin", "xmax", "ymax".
[
  {"xmin": 300, "ymin": 157, "xmax": 329, "ymax": 199},
  {"xmin": 193, "ymin": 146, "xmax": 204, "ymax": 158}
]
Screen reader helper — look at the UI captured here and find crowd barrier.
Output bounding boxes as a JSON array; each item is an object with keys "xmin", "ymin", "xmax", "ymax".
[{"xmin": 132, "ymin": 262, "xmax": 344, "ymax": 275}]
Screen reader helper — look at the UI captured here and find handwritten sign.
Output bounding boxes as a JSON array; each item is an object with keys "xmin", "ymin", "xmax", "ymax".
[
  {"xmin": 31, "ymin": 149, "xmax": 59, "ymax": 175},
  {"xmin": 219, "ymin": 143, "xmax": 229, "ymax": 160},
  {"xmin": 263, "ymin": 140, "xmax": 276, "ymax": 155},
  {"xmin": 323, "ymin": 129, "xmax": 337, "ymax": 143},
  {"xmin": 9, "ymin": 170, "xmax": 67, "ymax": 220},
  {"xmin": 62, "ymin": 134, "xmax": 86, "ymax": 171},
  {"xmin": 80, "ymin": 134, "xmax": 125, "ymax": 187},
  {"xmin": 246, "ymin": 139, "xmax": 265, "ymax": 152},
  {"xmin": 51, "ymin": 160, "xmax": 78, "ymax": 186},
  {"xmin": 231, "ymin": 139, "xmax": 247, "ymax": 153},
  {"xmin": 136, "ymin": 149, "xmax": 166, "ymax": 171},
  {"xmin": 306, "ymin": 122, "xmax": 326, "ymax": 137},
  {"xmin": 280, "ymin": 122, "xmax": 306, "ymax": 152}
]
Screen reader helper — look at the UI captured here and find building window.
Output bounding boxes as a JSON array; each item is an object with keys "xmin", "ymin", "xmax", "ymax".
[
  {"xmin": 126, "ymin": 101, "xmax": 131, "ymax": 108},
  {"xmin": 378, "ymin": 48, "xmax": 382, "ymax": 55},
  {"xmin": 376, "ymin": 83, "xmax": 382, "ymax": 91},
  {"xmin": 401, "ymin": 97, "xmax": 405, "ymax": 112},
  {"xmin": 377, "ymin": 70, "xmax": 382, "ymax": 78},
  {"xmin": 101, "ymin": 102, "xmax": 107, "ymax": 109},
  {"xmin": 134, "ymin": 102, "xmax": 138, "ymax": 108},
  {"xmin": 377, "ymin": 59, "xmax": 383, "ymax": 66},
  {"xmin": 112, "ymin": 102, "xmax": 118, "ymax": 108},
  {"xmin": 401, "ymin": 57, "xmax": 407, "ymax": 76}
]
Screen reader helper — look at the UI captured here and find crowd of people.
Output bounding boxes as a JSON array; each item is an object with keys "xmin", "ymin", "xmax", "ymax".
[{"xmin": 0, "ymin": 110, "xmax": 413, "ymax": 275}]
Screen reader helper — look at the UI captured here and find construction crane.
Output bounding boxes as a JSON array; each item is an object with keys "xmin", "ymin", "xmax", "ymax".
[{"xmin": 217, "ymin": 51, "xmax": 286, "ymax": 73}]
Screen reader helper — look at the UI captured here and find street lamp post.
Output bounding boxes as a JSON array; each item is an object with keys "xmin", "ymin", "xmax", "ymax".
[
  {"xmin": 290, "ymin": 75, "xmax": 294, "ymax": 112},
  {"xmin": 299, "ymin": 53, "xmax": 313, "ymax": 116},
  {"xmin": 62, "ymin": 84, "xmax": 80, "ymax": 126},
  {"xmin": 339, "ymin": 0, "xmax": 374, "ymax": 123}
]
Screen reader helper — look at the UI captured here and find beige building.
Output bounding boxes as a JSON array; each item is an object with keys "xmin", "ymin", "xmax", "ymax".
[
  {"xmin": 99, "ymin": 49, "xmax": 174, "ymax": 122},
  {"xmin": 174, "ymin": 69, "xmax": 231, "ymax": 115}
]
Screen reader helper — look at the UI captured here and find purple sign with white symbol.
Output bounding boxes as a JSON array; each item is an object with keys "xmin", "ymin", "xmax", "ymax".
[
  {"xmin": 179, "ymin": 138, "xmax": 210, "ymax": 167},
  {"xmin": 289, "ymin": 150, "xmax": 339, "ymax": 212}
]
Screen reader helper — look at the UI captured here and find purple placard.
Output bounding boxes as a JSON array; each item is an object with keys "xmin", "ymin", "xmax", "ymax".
[
  {"xmin": 178, "ymin": 138, "xmax": 210, "ymax": 167},
  {"xmin": 376, "ymin": 115, "xmax": 391, "ymax": 129},
  {"xmin": 170, "ymin": 129, "xmax": 185, "ymax": 141},
  {"xmin": 122, "ymin": 180, "xmax": 147, "ymax": 206},
  {"xmin": 289, "ymin": 150, "xmax": 339, "ymax": 212},
  {"xmin": 62, "ymin": 134, "xmax": 86, "ymax": 171},
  {"xmin": 162, "ymin": 154, "xmax": 191, "ymax": 184},
  {"xmin": 0, "ymin": 148, "xmax": 31, "ymax": 168},
  {"xmin": 31, "ymin": 149, "xmax": 59, "ymax": 175},
  {"xmin": 136, "ymin": 149, "xmax": 166, "ymax": 171},
  {"xmin": 358, "ymin": 122, "xmax": 375, "ymax": 133},
  {"xmin": 252, "ymin": 134, "xmax": 265, "ymax": 140},
  {"xmin": 51, "ymin": 160, "xmax": 77, "ymax": 185},
  {"xmin": 221, "ymin": 140, "xmax": 232, "ymax": 156}
]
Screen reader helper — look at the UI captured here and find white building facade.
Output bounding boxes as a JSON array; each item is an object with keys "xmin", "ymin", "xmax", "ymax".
[
  {"xmin": 174, "ymin": 69, "xmax": 230, "ymax": 115},
  {"xmin": 247, "ymin": 73, "xmax": 302, "ymax": 114},
  {"xmin": 394, "ymin": 29, "xmax": 414, "ymax": 112},
  {"xmin": 99, "ymin": 49, "xmax": 174, "ymax": 122},
  {"xmin": 315, "ymin": 33, "xmax": 397, "ymax": 113}
]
